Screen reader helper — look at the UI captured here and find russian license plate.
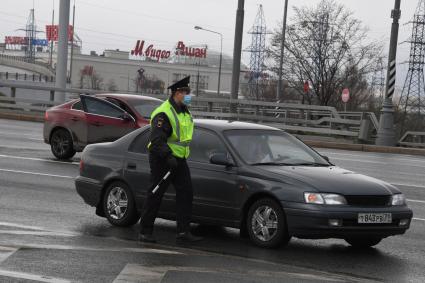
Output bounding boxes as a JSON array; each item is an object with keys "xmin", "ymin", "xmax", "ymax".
[{"xmin": 358, "ymin": 213, "xmax": 392, "ymax": 224}]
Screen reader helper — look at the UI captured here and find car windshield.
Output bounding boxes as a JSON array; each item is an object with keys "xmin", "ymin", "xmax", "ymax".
[
  {"xmin": 128, "ymin": 99, "xmax": 162, "ymax": 119},
  {"xmin": 224, "ymin": 129, "xmax": 330, "ymax": 166}
]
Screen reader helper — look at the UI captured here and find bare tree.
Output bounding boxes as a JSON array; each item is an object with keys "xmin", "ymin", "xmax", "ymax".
[{"xmin": 269, "ymin": 0, "xmax": 383, "ymax": 107}]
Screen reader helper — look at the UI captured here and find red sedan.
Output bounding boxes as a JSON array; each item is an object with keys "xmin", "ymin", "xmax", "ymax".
[{"xmin": 43, "ymin": 93, "xmax": 162, "ymax": 159}]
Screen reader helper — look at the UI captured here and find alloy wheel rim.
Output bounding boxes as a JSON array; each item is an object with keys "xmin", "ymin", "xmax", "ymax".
[
  {"xmin": 107, "ymin": 187, "xmax": 128, "ymax": 220},
  {"xmin": 251, "ymin": 205, "xmax": 279, "ymax": 242},
  {"xmin": 52, "ymin": 132, "xmax": 69, "ymax": 156}
]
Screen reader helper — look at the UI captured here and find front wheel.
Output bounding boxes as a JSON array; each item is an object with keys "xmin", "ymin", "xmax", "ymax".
[
  {"xmin": 103, "ymin": 181, "xmax": 139, "ymax": 227},
  {"xmin": 345, "ymin": 237, "xmax": 383, "ymax": 248},
  {"xmin": 247, "ymin": 198, "xmax": 290, "ymax": 248}
]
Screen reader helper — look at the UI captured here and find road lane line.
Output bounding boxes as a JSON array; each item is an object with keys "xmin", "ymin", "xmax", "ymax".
[
  {"xmin": 0, "ymin": 222, "xmax": 46, "ymax": 231},
  {"xmin": 413, "ymin": 218, "xmax": 425, "ymax": 222},
  {"xmin": 319, "ymin": 151, "xmax": 425, "ymax": 163},
  {"xmin": 329, "ymin": 156, "xmax": 425, "ymax": 169},
  {"xmin": 0, "ymin": 168, "xmax": 74, "ymax": 179},
  {"xmin": 391, "ymin": 183, "xmax": 425, "ymax": 189},
  {"xmin": 0, "ymin": 154, "xmax": 79, "ymax": 165},
  {"xmin": 0, "ymin": 269, "xmax": 72, "ymax": 283},
  {"xmin": 0, "ymin": 230, "xmax": 78, "ymax": 237},
  {"xmin": 3, "ymin": 243, "xmax": 181, "ymax": 255},
  {"xmin": 407, "ymin": 199, "xmax": 425, "ymax": 204}
]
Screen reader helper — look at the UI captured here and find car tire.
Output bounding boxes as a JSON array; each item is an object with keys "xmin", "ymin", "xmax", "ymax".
[
  {"xmin": 345, "ymin": 237, "xmax": 382, "ymax": 248},
  {"xmin": 103, "ymin": 181, "xmax": 139, "ymax": 227},
  {"xmin": 50, "ymin": 128, "xmax": 76, "ymax": 160},
  {"xmin": 246, "ymin": 198, "xmax": 290, "ymax": 248}
]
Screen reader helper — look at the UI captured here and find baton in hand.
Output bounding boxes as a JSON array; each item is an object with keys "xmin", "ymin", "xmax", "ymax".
[{"xmin": 152, "ymin": 171, "xmax": 171, "ymax": 194}]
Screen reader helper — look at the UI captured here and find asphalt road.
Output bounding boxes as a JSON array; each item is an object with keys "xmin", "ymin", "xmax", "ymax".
[{"xmin": 0, "ymin": 118, "xmax": 424, "ymax": 283}]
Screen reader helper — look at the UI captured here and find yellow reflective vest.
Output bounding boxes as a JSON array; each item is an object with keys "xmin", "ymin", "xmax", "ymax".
[{"xmin": 149, "ymin": 100, "xmax": 194, "ymax": 159}]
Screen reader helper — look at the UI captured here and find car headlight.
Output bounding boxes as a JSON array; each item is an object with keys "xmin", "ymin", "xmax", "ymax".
[
  {"xmin": 391, "ymin": 194, "xmax": 406, "ymax": 206},
  {"xmin": 304, "ymin": 193, "xmax": 347, "ymax": 205}
]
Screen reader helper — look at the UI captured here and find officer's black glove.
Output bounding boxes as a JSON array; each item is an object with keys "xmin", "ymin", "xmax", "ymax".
[{"xmin": 166, "ymin": 155, "xmax": 178, "ymax": 171}]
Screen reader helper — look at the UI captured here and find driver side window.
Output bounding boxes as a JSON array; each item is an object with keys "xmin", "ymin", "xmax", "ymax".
[{"xmin": 189, "ymin": 129, "xmax": 230, "ymax": 164}]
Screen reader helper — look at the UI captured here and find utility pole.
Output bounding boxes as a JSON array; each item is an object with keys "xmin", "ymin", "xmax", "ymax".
[
  {"xmin": 376, "ymin": 0, "xmax": 401, "ymax": 146},
  {"xmin": 69, "ymin": 0, "xmax": 76, "ymax": 85},
  {"xmin": 49, "ymin": 1, "xmax": 54, "ymax": 69},
  {"xmin": 276, "ymin": 0, "xmax": 289, "ymax": 102},
  {"xmin": 230, "ymin": 0, "xmax": 245, "ymax": 113},
  {"xmin": 55, "ymin": 0, "xmax": 71, "ymax": 102}
]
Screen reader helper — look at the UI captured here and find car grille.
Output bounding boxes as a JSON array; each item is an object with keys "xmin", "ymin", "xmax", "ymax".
[{"xmin": 345, "ymin": 195, "xmax": 391, "ymax": 207}]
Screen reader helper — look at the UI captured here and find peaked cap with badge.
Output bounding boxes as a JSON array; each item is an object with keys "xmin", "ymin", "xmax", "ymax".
[{"xmin": 168, "ymin": 76, "xmax": 191, "ymax": 93}]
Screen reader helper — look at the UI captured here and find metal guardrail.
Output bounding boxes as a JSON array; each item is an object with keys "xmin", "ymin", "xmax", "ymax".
[
  {"xmin": 398, "ymin": 131, "xmax": 425, "ymax": 148},
  {"xmin": 0, "ymin": 80, "xmax": 379, "ymax": 141}
]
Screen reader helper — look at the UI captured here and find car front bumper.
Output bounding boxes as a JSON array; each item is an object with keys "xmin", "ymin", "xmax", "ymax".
[
  {"xmin": 282, "ymin": 201, "xmax": 413, "ymax": 239},
  {"xmin": 75, "ymin": 176, "xmax": 103, "ymax": 207}
]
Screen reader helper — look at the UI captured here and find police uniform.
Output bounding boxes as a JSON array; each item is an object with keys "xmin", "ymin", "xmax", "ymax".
[{"xmin": 139, "ymin": 76, "xmax": 201, "ymax": 243}]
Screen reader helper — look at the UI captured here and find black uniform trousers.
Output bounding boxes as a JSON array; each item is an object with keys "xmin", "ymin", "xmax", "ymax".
[{"xmin": 140, "ymin": 154, "xmax": 193, "ymax": 235}]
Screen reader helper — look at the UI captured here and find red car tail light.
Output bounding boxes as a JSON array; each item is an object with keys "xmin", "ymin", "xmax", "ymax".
[
  {"xmin": 44, "ymin": 111, "xmax": 49, "ymax": 121},
  {"xmin": 79, "ymin": 159, "xmax": 84, "ymax": 173}
]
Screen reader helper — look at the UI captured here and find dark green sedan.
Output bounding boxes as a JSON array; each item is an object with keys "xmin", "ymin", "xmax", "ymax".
[{"xmin": 75, "ymin": 120, "xmax": 412, "ymax": 248}]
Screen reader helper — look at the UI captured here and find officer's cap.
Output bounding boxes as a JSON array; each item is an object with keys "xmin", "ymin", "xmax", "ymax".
[{"xmin": 168, "ymin": 76, "xmax": 191, "ymax": 93}]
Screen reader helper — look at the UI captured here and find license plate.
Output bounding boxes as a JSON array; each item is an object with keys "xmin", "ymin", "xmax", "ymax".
[{"xmin": 358, "ymin": 213, "xmax": 392, "ymax": 224}]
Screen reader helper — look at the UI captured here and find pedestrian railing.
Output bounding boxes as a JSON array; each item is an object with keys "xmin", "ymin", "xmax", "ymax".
[
  {"xmin": 398, "ymin": 131, "xmax": 425, "ymax": 148},
  {"xmin": 0, "ymin": 80, "xmax": 379, "ymax": 141}
]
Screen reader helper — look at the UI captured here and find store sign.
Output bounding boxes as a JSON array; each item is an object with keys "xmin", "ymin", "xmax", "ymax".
[
  {"xmin": 175, "ymin": 41, "xmax": 207, "ymax": 58},
  {"xmin": 131, "ymin": 40, "xmax": 171, "ymax": 61},
  {"xmin": 4, "ymin": 36, "xmax": 48, "ymax": 46},
  {"xmin": 131, "ymin": 40, "xmax": 207, "ymax": 61},
  {"xmin": 45, "ymin": 25, "xmax": 74, "ymax": 41}
]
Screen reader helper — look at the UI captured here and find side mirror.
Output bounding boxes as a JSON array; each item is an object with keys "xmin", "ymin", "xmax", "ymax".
[
  {"xmin": 210, "ymin": 153, "xmax": 234, "ymax": 167},
  {"xmin": 121, "ymin": 112, "xmax": 134, "ymax": 122}
]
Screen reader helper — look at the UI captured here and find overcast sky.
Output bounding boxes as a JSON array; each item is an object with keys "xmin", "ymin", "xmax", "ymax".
[{"xmin": 0, "ymin": 0, "xmax": 422, "ymax": 87}]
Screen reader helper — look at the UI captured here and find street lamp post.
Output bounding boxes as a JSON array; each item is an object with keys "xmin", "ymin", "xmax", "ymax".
[
  {"xmin": 277, "ymin": 0, "xmax": 289, "ymax": 102},
  {"xmin": 194, "ymin": 26, "xmax": 223, "ymax": 96},
  {"xmin": 376, "ymin": 0, "xmax": 401, "ymax": 146}
]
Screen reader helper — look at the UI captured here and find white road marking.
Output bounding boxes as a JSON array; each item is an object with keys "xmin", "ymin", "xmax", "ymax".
[
  {"xmin": 0, "ymin": 154, "xmax": 79, "ymax": 165},
  {"xmin": 0, "ymin": 269, "xmax": 72, "ymax": 283},
  {"xmin": 413, "ymin": 218, "xmax": 425, "ymax": 222},
  {"xmin": 0, "ymin": 246, "xmax": 18, "ymax": 264},
  {"xmin": 0, "ymin": 168, "xmax": 74, "ymax": 179},
  {"xmin": 5, "ymin": 243, "xmax": 181, "ymax": 255},
  {"xmin": 320, "ymin": 151, "xmax": 425, "ymax": 163},
  {"xmin": 0, "ymin": 221, "xmax": 46, "ymax": 231},
  {"xmin": 113, "ymin": 264, "xmax": 373, "ymax": 283},
  {"xmin": 0, "ymin": 230, "xmax": 77, "ymax": 237},
  {"xmin": 407, "ymin": 199, "xmax": 425, "ymax": 204},
  {"xmin": 391, "ymin": 183, "xmax": 425, "ymax": 189}
]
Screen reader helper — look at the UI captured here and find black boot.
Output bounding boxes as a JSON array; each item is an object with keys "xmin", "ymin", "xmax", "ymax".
[
  {"xmin": 176, "ymin": 231, "xmax": 203, "ymax": 243},
  {"xmin": 138, "ymin": 233, "xmax": 157, "ymax": 243}
]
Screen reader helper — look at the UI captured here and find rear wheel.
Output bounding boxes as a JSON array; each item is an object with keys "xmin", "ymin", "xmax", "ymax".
[
  {"xmin": 345, "ymin": 237, "xmax": 382, "ymax": 248},
  {"xmin": 50, "ymin": 128, "xmax": 76, "ymax": 160},
  {"xmin": 103, "ymin": 181, "xmax": 139, "ymax": 227},
  {"xmin": 246, "ymin": 198, "xmax": 290, "ymax": 248}
]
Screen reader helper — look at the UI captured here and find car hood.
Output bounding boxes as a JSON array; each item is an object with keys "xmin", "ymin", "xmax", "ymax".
[{"xmin": 258, "ymin": 166, "xmax": 399, "ymax": 195}]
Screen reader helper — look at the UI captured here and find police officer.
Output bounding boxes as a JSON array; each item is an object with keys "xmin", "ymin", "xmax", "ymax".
[{"xmin": 138, "ymin": 76, "xmax": 202, "ymax": 244}]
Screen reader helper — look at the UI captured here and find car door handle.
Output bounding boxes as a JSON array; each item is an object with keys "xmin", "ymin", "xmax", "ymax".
[
  {"xmin": 71, "ymin": 117, "xmax": 79, "ymax": 121},
  {"xmin": 90, "ymin": 121, "xmax": 103, "ymax": 127},
  {"xmin": 127, "ymin": 162, "xmax": 137, "ymax": 169}
]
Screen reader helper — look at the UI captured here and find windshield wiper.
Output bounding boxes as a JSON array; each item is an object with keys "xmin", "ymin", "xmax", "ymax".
[{"xmin": 250, "ymin": 162, "xmax": 293, "ymax": 166}]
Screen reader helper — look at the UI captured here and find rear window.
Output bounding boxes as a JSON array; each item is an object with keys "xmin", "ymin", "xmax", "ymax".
[{"xmin": 129, "ymin": 99, "xmax": 162, "ymax": 119}]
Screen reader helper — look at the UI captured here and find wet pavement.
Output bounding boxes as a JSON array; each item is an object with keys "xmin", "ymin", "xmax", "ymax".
[{"xmin": 0, "ymin": 119, "xmax": 424, "ymax": 282}]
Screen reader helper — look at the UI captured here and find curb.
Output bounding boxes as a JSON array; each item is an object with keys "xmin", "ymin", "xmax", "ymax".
[
  {"xmin": 304, "ymin": 140, "xmax": 425, "ymax": 157},
  {"xmin": 0, "ymin": 112, "xmax": 44, "ymax": 123}
]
